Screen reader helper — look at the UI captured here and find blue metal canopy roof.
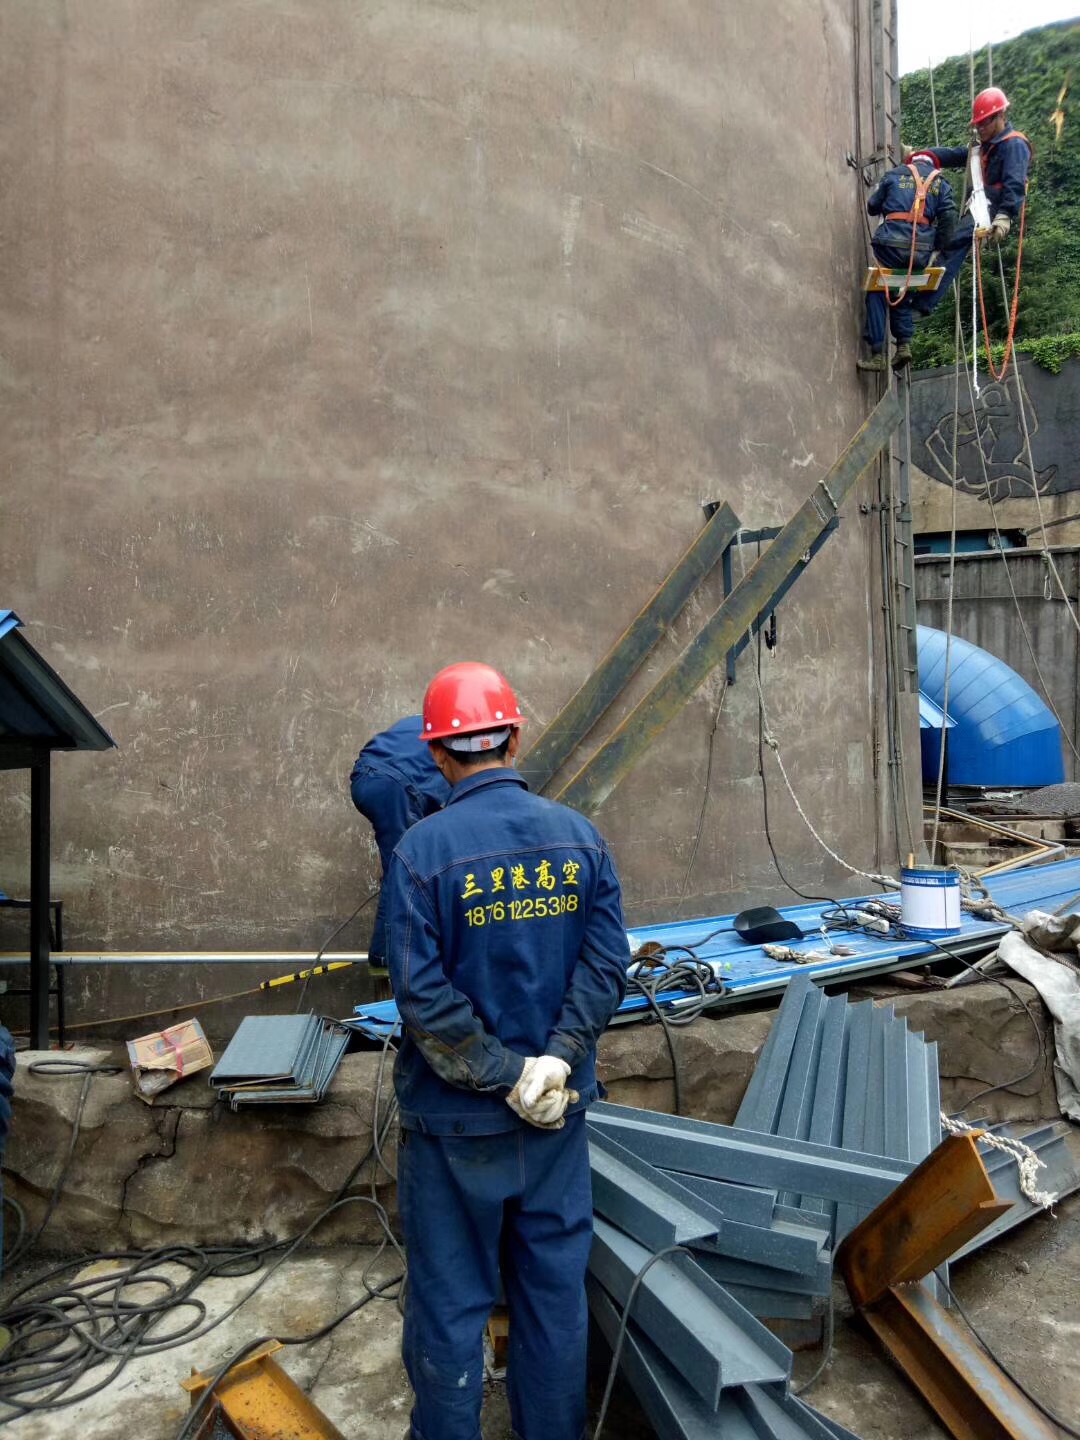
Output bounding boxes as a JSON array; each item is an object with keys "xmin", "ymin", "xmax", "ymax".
[
  {"xmin": 917, "ymin": 625, "xmax": 1064, "ymax": 788},
  {"xmin": 0, "ymin": 610, "xmax": 116, "ymax": 763},
  {"xmin": 918, "ymin": 691, "xmax": 955, "ymax": 731}
]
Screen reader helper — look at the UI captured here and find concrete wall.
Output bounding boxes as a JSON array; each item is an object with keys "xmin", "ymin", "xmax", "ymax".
[
  {"xmin": 0, "ymin": 3, "xmax": 911, "ymax": 1021},
  {"xmin": 916, "ymin": 548, "xmax": 1080, "ymax": 782}
]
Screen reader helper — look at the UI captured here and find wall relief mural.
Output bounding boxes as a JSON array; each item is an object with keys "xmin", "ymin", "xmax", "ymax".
[{"xmin": 910, "ymin": 360, "xmax": 1079, "ymax": 502}]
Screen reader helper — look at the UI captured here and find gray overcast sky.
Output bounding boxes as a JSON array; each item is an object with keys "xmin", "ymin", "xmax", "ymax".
[{"xmin": 898, "ymin": 0, "xmax": 1078, "ymax": 75}]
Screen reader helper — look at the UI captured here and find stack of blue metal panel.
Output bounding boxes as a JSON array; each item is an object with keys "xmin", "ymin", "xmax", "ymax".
[{"xmin": 209, "ymin": 1014, "xmax": 351, "ymax": 1109}]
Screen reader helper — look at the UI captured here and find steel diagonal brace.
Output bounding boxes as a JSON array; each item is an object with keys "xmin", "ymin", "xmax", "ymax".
[
  {"xmin": 837, "ymin": 1134, "xmax": 1056, "ymax": 1440},
  {"xmin": 518, "ymin": 499, "xmax": 741, "ymax": 795},
  {"xmin": 554, "ymin": 390, "xmax": 903, "ymax": 816}
]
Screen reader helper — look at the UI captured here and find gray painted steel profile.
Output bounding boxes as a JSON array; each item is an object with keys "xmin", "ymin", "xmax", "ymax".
[
  {"xmin": 589, "ymin": 1218, "xmax": 791, "ymax": 1403},
  {"xmin": 589, "ymin": 1133, "xmax": 720, "ymax": 1251},
  {"xmin": 664, "ymin": 1172, "xmax": 778, "ymax": 1228},
  {"xmin": 589, "ymin": 1110, "xmax": 913, "ymax": 1208},
  {"xmin": 587, "ymin": 1279, "xmax": 858, "ymax": 1439}
]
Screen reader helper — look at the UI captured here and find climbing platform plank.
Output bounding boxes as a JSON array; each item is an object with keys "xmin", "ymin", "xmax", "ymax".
[{"xmin": 864, "ymin": 265, "xmax": 945, "ymax": 293}]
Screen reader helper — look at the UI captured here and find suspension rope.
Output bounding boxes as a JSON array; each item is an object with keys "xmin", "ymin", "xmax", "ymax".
[{"xmin": 929, "ymin": 301, "xmax": 963, "ymax": 858}]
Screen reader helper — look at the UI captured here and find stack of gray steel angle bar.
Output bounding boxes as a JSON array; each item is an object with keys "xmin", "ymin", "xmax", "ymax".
[
  {"xmin": 584, "ymin": 972, "xmax": 1073, "ymax": 1437},
  {"xmin": 209, "ymin": 1013, "xmax": 351, "ymax": 1109}
]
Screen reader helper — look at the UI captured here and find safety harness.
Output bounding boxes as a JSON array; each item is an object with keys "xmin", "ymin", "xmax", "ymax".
[{"xmin": 885, "ymin": 162, "xmax": 942, "ymax": 226}]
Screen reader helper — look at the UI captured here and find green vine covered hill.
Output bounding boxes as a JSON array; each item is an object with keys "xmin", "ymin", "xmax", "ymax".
[{"xmin": 900, "ymin": 19, "xmax": 1080, "ymax": 369}]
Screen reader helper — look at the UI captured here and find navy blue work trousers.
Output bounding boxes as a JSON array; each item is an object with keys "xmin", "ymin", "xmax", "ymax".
[
  {"xmin": 912, "ymin": 213, "xmax": 976, "ymax": 318},
  {"xmin": 350, "ymin": 768, "xmax": 430, "ymax": 969},
  {"xmin": 397, "ymin": 1113, "xmax": 593, "ymax": 1440},
  {"xmin": 864, "ymin": 240, "xmax": 929, "ymax": 349}
]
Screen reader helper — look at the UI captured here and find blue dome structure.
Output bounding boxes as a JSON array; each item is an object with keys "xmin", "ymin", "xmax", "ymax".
[{"xmin": 917, "ymin": 625, "xmax": 1065, "ymax": 788}]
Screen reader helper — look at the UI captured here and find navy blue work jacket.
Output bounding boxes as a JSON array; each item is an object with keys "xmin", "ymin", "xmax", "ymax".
[
  {"xmin": 927, "ymin": 125, "xmax": 1031, "ymax": 218},
  {"xmin": 385, "ymin": 768, "xmax": 630, "ymax": 1135},
  {"xmin": 867, "ymin": 160, "xmax": 956, "ymax": 259},
  {"xmin": 349, "ymin": 715, "xmax": 450, "ymax": 812}
]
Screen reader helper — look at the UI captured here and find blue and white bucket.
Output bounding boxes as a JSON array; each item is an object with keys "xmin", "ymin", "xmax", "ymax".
[{"xmin": 900, "ymin": 865, "xmax": 961, "ymax": 937}]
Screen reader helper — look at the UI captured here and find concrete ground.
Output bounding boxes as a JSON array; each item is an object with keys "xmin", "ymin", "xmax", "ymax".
[{"xmin": 2, "ymin": 1185, "xmax": 1077, "ymax": 1440}]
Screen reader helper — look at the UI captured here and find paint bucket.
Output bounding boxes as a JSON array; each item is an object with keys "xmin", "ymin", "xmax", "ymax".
[{"xmin": 900, "ymin": 865, "xmax": 961, "ymax": 937}]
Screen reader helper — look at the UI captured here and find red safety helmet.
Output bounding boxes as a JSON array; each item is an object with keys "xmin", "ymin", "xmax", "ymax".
[
  {"xmin": 972, "ymin": 87, "xmax": 1008, "ymax": 126},
  {"xmin": 421, "ymin": 662, "xmax": 525, "ymax": 742}
]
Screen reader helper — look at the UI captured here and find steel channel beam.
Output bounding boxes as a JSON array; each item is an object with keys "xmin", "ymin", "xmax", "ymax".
[
  {"xmin": 775, "ymin": 984, "xmax": 827, "ymax": 1209},
  {"xmin": 882, "ymin": 1015, "xmax": 911, "ymax": 1163},
  {"xmin": 587, "ymin": 1110, "xmax": 912, "ymax": 1208},
  {"xmin": 719, "ymin": 1282, "xmax": 821, "ymax": 1321},
  {"xmin": 589, "ymin": 1218, "xmax": 791, "ymax": 1403},
  {"xmin": 518, "ymin": 501, "xmax": 741, "ymax": 795},
  {"xmin": 555, "ymin": 391, "xmax": 903, "ymax": 816},
  {"xmin": 664, "ymin": 1172, "xmax": 778, "ymax": 1229},
  {"xmin": 588, "ymin": 1280, "xmax": 836, "ymax": 1440},
  {"xmin": 690, "ymin": 1215, "xmax": 829, "ymax": 1278},
  {"xmin": 691, "ymin": 1247, "xmax": 832, "ymax": 1298},
  {"xmin": 835, "ymin": 1001, "xmax": 875, "ymax": 1243},
  {"xmin": 802, "ymin": 996, "xmax": 849, "ymax": 1225},
  {"xmin": 734, "ymin": 974, "xmax": 813, "ymax": 1133},
  {"xmin": 589, "ymin": 1133, "xmax": 720, "ymax": 1252}
]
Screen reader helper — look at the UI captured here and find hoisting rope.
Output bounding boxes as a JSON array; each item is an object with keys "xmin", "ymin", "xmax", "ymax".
[
  {"xmin": 940, "ymin": 1113, "xmax": 1056, "ymax": 1208},
  {"xmin": 974, "ymin": 195, "xmax": 1027, "ymax": 381}
]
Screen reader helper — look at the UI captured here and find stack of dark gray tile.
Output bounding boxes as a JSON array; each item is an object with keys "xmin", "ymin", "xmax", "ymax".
[{"xmin": 209, "ymin": 1014, "xmax": 350, "ymax": 1109}]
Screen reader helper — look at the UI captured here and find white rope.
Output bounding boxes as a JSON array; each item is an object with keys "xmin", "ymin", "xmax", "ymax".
[
  {"xmin": 736, "ymin": 533, "xmax": 901, "ymax": 891},
  {"xmin": 940, "ymin": 1113, "xmax": 1057, "ymax": 1209}
]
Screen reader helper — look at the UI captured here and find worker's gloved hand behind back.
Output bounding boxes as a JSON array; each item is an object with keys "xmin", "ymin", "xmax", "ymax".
[
  {"xmin": 990, "ymin": 213, "xmax": 1011, "ymax": 245},
  {"xmin": 506, "ymin": 1055, "xmax": 577, "ymax": 1129}
]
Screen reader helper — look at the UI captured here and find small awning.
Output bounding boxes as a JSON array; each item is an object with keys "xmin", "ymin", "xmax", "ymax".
[
  {"xmin": 918, "ymin": 690, "xmax": 955, "ymax": 731},
  {"xmin": 0, "ymin": 610, "xmax": 116, "ymax": 767}
]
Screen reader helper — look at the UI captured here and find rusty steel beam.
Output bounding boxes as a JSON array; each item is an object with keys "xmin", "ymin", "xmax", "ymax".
[
  {"xmin": 518, "ymin": 500, "xmax": 741, "ymax": 795},
  {"xmin": 838, "ymin": 1135, "xmax": 1056, "ymax": 1440},
  {"xmin": 182, "ymin": 1339, "xmax": 346, "ymax": 1440},
  {"xmin": 554, "ymin": 390, "xmax": 903, "ymax": 816},
  {"xmin": 838, "ymin": 1133, "xmax": 1011, "ymax": 1308},
  {"xmin": 861, "ymin": 1284, "xmax": 1058, "ymax": 1440}
]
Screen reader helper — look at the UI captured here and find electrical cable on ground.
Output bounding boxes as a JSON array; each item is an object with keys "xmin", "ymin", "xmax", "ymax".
[
  {"xmin": 941, "ymin": 1278, "xmax": 1080, "ymax": 1440},
  {"xmin": 591, "ymin": 1244, "xmax": 691, "ymax": 1440},
  {"xmin": 0, "ymin": 1029, "xmax": 404, "ymax": 1423}
]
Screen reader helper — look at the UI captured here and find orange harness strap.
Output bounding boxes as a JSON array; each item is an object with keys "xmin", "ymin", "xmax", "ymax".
[{"xmin": 884, "ymin": 163, "xmax": 941, "ymax": 225}]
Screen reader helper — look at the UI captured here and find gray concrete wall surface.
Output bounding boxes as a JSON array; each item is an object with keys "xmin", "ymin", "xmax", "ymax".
[
  {"xmin": 0, "ymin": 3, "xmax": 915, "ymax": 1019},
  {"xmin": 916, "ymin": 548, "xmax": 1080, "ymax": 781}
]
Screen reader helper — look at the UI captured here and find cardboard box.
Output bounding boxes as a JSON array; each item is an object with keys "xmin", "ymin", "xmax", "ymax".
[{"xmin": 127, "ymin": 1018, "xmax": 214, "ymax": 1103}]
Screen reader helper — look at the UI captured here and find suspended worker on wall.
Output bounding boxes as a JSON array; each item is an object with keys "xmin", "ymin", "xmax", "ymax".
[
  {"xmin": 858, "ymin": 151, "xmax": 956, "ymax": 372},
  {"xmin": 905, "ymin": 86, "xmax": 1032, "ymax": 320}
]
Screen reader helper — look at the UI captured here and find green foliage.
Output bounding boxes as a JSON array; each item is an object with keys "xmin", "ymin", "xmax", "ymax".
[
  {"xmin": 901, "ymin": 21, "xmax": 1080, "ymax": 369},
  {"xmin": 991, "ymin": 331, "xmax": 1080, "ymax": 372}
]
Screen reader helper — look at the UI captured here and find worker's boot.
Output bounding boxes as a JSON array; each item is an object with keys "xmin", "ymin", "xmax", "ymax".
[
  {"xmin": 856, "ymin": 351, "xmax": 887, "ymax": 372},
  {"xmin": 892, "ymin": 341, "xmax": 913, "ymax": 369}
]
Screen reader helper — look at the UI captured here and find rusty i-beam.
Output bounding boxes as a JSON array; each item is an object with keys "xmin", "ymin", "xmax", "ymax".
[{"xmin": 837, "ymin": 1132, "xmax": 1058, "ymax": 1440}]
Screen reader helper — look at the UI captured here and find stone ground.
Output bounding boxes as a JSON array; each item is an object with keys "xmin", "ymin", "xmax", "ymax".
[{"xmin": 2, "ymin": 1178, "xmax": 1077, "ymax": 1439}]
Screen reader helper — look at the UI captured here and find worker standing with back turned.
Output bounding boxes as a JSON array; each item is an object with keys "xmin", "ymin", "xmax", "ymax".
[
  {"xmin": 907, "ymin": 86, "xmax": 1031, "ymax": 319},
  {"xmin": 349, "ymin": 716, "xmax": 451, "ymax": 988},
  {"xmin": 384, "ymin": 661, "xmax": 630, "ymax": 1440},
  {"xmin": 857, "ymin": 150, "xmax": 956, "ymax": 371}
]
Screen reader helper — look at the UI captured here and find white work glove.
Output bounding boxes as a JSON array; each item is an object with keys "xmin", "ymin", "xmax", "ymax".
[
  {"xmin": 900, "ymin": 143, "xmax": 915, "ymax": 162},
  {"xmin": 989, "ymin": 212, "xmax": 1011, "ymax": 246},
  {"xmin": 505, "ymin": 1056, "xmax": 577, "ymax": 1130}
]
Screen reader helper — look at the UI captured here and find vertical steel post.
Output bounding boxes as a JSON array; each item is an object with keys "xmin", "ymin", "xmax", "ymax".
[{"xmin": 29, "ymin": 752, "xmax": 52, "ymax": 1051}]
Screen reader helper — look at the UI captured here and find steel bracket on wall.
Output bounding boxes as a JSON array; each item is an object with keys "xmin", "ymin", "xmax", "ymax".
[
  {"xmin": 837, "ymin": 1133, "xmax": 1057, "ymax": 1440},
  {"xmin": 705, "ymin": 516, "xmax": 842, "ymax": 684}
]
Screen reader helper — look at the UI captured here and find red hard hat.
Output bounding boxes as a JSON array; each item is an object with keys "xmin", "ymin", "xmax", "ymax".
[
  {"xmin": 421, "ymin": 662, "xmax": 525, "ymax": 742},
  {"xmin": 972, "ymin": 87, "xmax": 1008, "ymax": 125}
]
